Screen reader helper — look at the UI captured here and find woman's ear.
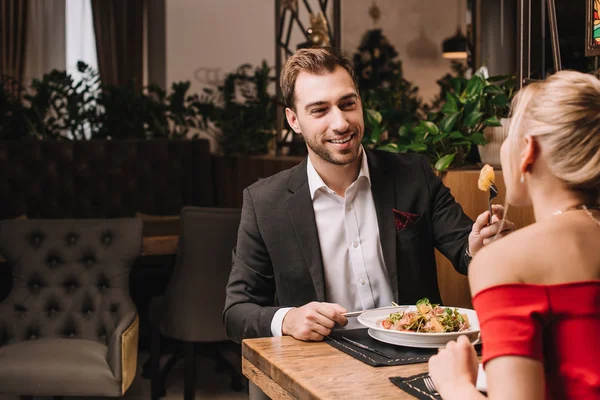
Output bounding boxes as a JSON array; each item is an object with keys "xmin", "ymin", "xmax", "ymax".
[{"xmin": 519, "ymin": 135, "xmax": 539, "ymax": 174}]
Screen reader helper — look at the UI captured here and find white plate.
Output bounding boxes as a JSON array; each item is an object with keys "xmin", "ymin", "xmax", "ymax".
[{"xmin": 358, "ymin": 305, "xmax": 480, "ymax": 348}]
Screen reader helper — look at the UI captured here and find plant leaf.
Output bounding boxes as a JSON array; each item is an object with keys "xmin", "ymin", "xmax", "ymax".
[
  {"xmin": 413, "ymin": 125, "xmax": 426, "ymax": 135},
  {"xmin": 450, "ymin": 140, "xmax": 472, "ymax": 146},
  {"xmin": 441, "ymin": 93, "xmax": 458, "ymax": 114},
  {"xmin": 451, "ymin": 77, "xmax": 463, "ymax": 94},
  {"xmin": 370, "ymin": 126, "xmax": 383, "ymax": 144},
  {"xmin": 432, "ymin": 132, "xmax": 450, "ymax": 143},
  {"xmin": 483, "ymin": 85, "xmax": 504, "ymax": 95},
  {"xmin": 464, "ymin": 110, "xmax": 484, "ymax": 128},
  {"xmin": 420, "ymin": 121, "xmax": 439, "ymax": 135},
  {"xmin": 465, "ymin": 76, "xmax": 484, "ymax": 99},
  {"xmin": 398, "ymin": 125, "xmax": 410, "ymax": 137},
  {"xmin": 440, "ymin": 112, "xmax": 459, "ymax": 133},
  {"xmin": 467, "ymin": 132, "xmax": 487, "ymax": 145},
  {"xmin": 488, "ymin": 94, "xmax": 508, "ymax": 107},
  {"xmin": 484, "ymin": 116, "xmax": 502, "ymax": 127},
  {"xmin": 366, "ymin": 109, "xmax": 382, "ymax": 124},
  {"xmin": 405, "ymin": 143, "xmax": 428, "ymax": 152},
  {"xmin": 434, "ymin": 153, "xmax": 456, "ymax": 171},
  {"xmin": 377, "ymin": 143, "xmax": 399, "ymax": 152}
]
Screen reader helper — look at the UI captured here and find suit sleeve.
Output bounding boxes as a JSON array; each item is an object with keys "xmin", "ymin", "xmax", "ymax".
[
  {"xmin": 419, "ymin": 156, "xmax": 473, "ymax": 275},
  {"xmin": 223, "ymin": 187, "xmax": 282, "ymax": 343}
]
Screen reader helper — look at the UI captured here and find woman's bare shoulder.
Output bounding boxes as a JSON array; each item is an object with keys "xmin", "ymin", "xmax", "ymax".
[{"xmin": 468, "ymin": 224, "xmax": 544, "ymax": 295}]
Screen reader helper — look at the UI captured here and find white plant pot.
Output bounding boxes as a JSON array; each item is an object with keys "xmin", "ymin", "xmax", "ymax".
[{"xmin": 478, "ymin": 118, "xmax": 510, "ymax": 167}]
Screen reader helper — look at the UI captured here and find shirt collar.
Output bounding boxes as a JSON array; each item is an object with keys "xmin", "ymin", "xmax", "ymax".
[{"xmin": 306, "ymin": 146, "xmax": 371, "ymax": 200}]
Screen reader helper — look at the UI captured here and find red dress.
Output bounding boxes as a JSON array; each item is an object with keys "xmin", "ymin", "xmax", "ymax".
[{"xmin": 472, "ymin": 281, "xmax": 600, "ymax": 399}]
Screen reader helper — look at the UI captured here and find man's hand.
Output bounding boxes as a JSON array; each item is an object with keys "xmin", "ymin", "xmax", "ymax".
[
  {"xmin": 468, "ymin": 204, "xmax": 515, "ymax": 256},
  {"xmin": 282, "ymin": 301, "xmax": 348, "ymax": 341}
]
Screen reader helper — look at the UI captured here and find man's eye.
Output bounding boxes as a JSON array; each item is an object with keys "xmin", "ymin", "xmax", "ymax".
[
  {"xmin": 311, "ymin": 108, "xmax": 326, "ymax": 114},
  {"xmin": 341, "ymin": 101, "xmax": 356, "ymax": 108}
]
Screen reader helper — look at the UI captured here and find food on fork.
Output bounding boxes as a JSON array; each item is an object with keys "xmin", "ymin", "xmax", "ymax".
[
  {"xmin": 381, "ymin": 298, "xmax": 470, "ymax": 333},
  {"xmin": 478, "ymin": 164, "xmax": 495, "ymax": 191}
]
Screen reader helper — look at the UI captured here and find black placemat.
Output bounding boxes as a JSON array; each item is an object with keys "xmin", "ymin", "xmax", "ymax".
[
  {"xmin": 325, "ymin": 328, "xmax": 437, "ymax": 367},
  {"xmin": 389, "ymin": 373, "xmax": 441, "ymax": 400},
  {"xmin": 390, "ymin": 373, "xmax": 488, "ymax": 399}
]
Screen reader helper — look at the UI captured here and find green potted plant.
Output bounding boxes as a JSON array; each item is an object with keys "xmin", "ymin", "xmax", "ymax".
[
  {"xmin": 476, "ymin": 73, "xmax": 516, "ymax": 167},
  {"xmin": 0, "ymin": 61, "xmax": 207, "ymax": 141},
  {"xmin": 196, "ymin": 61, "xmax": 276, "ymax": 156},
  {"xmin": 0, "ymin": 62, "xmax": 101, "ymax": 140},
  {"xmin": 355, "ymin": 27, "xmax": 425, "ymax": 152},
  {"xmin": 365, "ymin": 68, "xmax": 516, "ymax": 171}
]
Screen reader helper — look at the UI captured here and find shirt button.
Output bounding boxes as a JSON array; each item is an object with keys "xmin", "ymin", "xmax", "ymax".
[
  {"xmin": 352, "ymin": 241, "xmax": 358, "ymax": 248},
  {"xmin": 347, "ymin": 205, "xmax": 352, "ymax": 211},
  {"xmin": 360, "ymin": 279, "xmax": 366, "ymax": 285}
]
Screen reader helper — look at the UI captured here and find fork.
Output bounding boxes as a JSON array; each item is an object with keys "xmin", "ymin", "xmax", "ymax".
[
  {"xmin": 423, "ymin": 375, "xmax": 439, "ymax": 396},
  {"xmin": 488, "ymin": 183, "xmax": 498, "ymax": 225}
]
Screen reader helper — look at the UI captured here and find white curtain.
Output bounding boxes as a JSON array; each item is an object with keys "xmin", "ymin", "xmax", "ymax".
[
  {"xmin": 24, "ymin": 0, "xmax": 66, "ymax": 81},
  {"xmin": 66, "ymin": 0, "xmax": 98, "ymax": 83}
]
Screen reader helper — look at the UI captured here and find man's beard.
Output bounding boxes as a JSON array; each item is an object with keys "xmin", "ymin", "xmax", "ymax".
[{"xmin": 302, "ymin": 133, "xmax": 361, "ymax": 166}]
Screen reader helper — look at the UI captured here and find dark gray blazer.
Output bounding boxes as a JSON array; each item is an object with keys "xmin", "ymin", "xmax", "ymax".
[{"xmin": 223, "ymin": 150, "xmax": 473, "ymax": 343}]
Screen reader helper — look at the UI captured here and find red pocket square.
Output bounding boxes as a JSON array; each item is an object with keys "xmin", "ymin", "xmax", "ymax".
[{"xmin": 392, "ymin": 209, "xmax": 422, "ymax": 231}]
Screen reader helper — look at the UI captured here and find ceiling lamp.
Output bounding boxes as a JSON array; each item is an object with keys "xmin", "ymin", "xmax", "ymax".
[
  {"xmin": 442, "ymin": 0, "xmax": 468, "ymax": 60},
  {"xmin": 442, "ymin": 28, "xmax": 468, "ymax": 59}
]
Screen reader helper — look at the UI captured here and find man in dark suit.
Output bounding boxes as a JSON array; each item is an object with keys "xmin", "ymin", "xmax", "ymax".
[{"xmin": 224, "ymin": 47, "xmax": 513, "ymax": 345}]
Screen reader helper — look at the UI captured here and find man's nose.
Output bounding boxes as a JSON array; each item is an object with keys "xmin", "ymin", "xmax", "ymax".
[{"xmin": 330, "ymin": 107, "xmax": 350, "ymax": 133}]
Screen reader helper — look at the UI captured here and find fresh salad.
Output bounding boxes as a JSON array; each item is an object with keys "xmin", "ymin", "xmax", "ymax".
[{"xmin": 381, "ymin": 298, "xmax": 470, "ymax": 333}]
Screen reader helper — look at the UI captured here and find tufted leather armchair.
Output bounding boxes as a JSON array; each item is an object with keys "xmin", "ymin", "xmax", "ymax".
[{"xmin": 0, "ymin": 218, "xmax": 143, "ymax": 397}]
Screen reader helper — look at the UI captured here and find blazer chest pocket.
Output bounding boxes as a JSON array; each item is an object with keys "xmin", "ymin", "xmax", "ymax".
[{"xmin": 395, "ymin": 211, "xmax": 427, "ymax": 242}]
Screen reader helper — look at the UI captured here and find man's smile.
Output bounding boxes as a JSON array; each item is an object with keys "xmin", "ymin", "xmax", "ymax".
[{"xmin": 328, "ymin": 133, "xmax": 354, "ymax": 144}]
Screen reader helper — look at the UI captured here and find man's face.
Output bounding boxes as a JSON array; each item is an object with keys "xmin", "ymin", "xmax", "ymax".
[{"xmin": 285, "ymin": 66, "xmax": 364, "ymax": 166}]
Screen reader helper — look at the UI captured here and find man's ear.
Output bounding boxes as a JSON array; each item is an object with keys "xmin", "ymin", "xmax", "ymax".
[
  {"xmin": 285, "ymin": 107, "xmax": 301, "ymax": 134},
  {"xmin": 520, "ymin": 135, "xmax": 539, "ymax": 174}
]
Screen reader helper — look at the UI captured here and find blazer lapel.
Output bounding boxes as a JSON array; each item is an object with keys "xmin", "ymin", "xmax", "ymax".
[
  {"xmin": 285, "ymin": 159, "xmax": 326, "ymax": 302},
  {"xmin": 367, "ymin": 150, "xmax": 399, "ymax": 301}
]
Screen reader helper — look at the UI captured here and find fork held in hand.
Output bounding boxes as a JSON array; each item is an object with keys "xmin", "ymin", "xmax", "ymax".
[
  {"xmin": 488, "ymin": 183, "xmax": 498, "ymax": 225},
  {"xmin": 423, "ymin": 375, "xmax": 439, "ymax": 396}
]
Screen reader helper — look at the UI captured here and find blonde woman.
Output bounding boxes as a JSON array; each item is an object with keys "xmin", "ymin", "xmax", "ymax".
[{"xmin": 428, "ymin": 70, "xmax": 600, "ymax": 399}]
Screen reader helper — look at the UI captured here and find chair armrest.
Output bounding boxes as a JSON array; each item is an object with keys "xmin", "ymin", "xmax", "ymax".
[{"xmin": 107, "ymin": 310, "xmax": 139, "ymax": 395}]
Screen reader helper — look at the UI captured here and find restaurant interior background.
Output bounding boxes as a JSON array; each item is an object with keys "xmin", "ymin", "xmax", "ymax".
[{"xmin": 0, "ymin": 0, "xmax": 598, "ymax": 398}]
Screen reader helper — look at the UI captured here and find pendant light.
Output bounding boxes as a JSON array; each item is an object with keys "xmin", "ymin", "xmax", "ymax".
[{"xmin": 442, "ymin": 0, "xmax": 468, "ymax": 59}]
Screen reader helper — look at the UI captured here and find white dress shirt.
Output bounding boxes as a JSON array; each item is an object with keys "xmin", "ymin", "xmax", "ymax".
[{"xmin": 271, "ymin": 147, "xmax": 394, "ymax": 335}]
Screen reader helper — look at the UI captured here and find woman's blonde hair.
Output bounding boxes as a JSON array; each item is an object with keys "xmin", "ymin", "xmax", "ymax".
[
  {"xmin": 493, "ymin": 71, "xmax": 600, "ymax": 238},
  {"xmin": 507, "ymin": 70, "xmax": 600, "ymax": 198}
]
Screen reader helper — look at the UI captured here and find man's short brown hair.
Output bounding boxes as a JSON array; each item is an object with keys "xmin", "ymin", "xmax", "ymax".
[{"xmin": 280, "ymin": 47, "xmax": 357, "ymax": 110}]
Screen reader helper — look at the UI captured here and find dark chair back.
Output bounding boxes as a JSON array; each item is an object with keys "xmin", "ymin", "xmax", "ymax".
[{"xmin": 154, "ymin": 207, "xmax": 241, "ymax": 342}]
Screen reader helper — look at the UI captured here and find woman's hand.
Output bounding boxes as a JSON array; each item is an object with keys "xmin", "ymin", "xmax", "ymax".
[{"xmin": 428, "ymin": 335, "xmax": 479, "ymax": 397}]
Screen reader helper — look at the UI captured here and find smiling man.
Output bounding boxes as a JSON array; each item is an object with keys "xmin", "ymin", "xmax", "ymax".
[{"xmin": 223, "ymin": 47, "xmax": 514, "ymax": 347}]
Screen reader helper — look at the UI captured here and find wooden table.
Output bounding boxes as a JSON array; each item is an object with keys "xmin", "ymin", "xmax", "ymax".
[
  {"xmin": 242, "ymin": 336, "xmax": 432, "ymax": 400},
  {"xmin": 141, "ymin": 235, "xmax": 178, "ymax": 256}
]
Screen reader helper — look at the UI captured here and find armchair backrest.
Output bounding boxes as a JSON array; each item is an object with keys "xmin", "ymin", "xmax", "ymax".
[{"xmin": 0, "ymin": 218, "xmax": 142, "ymax": 347}]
